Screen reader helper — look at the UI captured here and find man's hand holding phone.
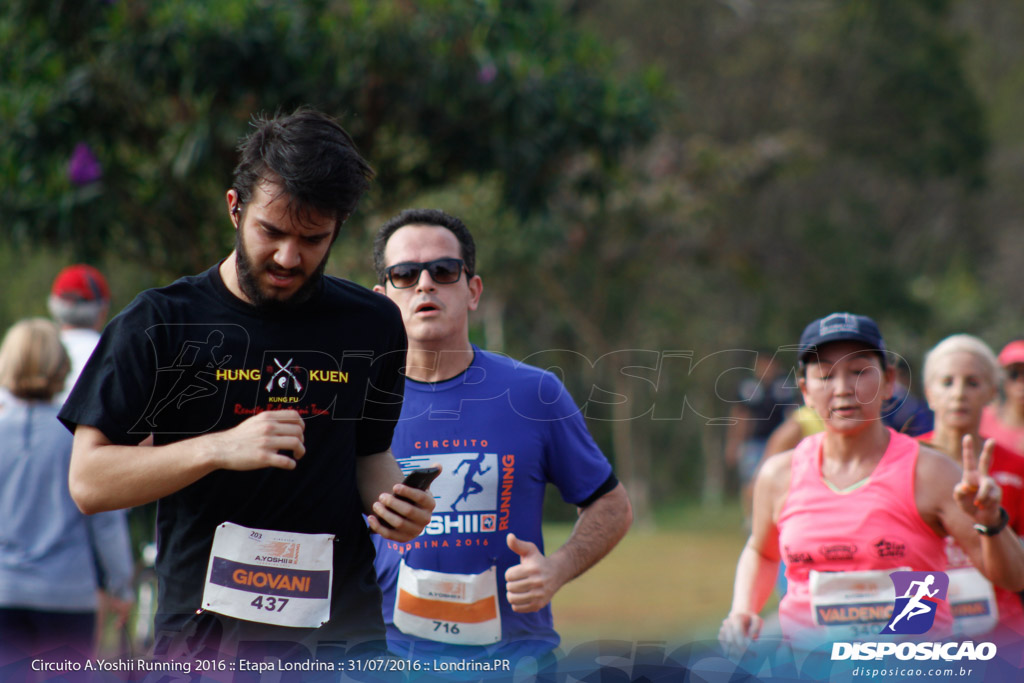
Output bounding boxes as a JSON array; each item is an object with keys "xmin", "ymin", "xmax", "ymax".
[{"xmin": 370, "ymin": 465, "xmax": 440, "ymax": 541}]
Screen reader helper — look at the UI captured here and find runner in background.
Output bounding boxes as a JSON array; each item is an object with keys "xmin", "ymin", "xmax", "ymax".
[
  {"xmin": 47, "ymin": 264, "xmax": 110, "ymax": 405},
  {"xmin": 763, "ymin": 405, "xmax": 824, "ymax": 461},
  {"xmin": 370, "ymin": 208, "xmax": 632, "ymax": 674},
  {"xmin": 917, "ymin": 334, "xmax": 1024, "ymax": 641},
  {"xmin": 719, "ymin": 312, "xmax": 1024, "ymax": 652},
  {"xmin": 45, "ymin": 263, "xmax": 137, "ymax": 647},
  {"xmin": 724, "ymin": 353, "xmax": 796, "ymax": 522},
  {"xmin": 982, "ymin": 340, "xmax": 1024, "ymax": 454},
  {"xmin": 0, "ymin": 319, "xmax": 133, "ymax": 675},
  {"xmin": 883, "ymin": 357, "xmax": 934, "ymax": 436}
]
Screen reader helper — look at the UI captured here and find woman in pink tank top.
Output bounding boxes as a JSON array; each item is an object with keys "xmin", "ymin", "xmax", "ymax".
[{"xmin": 719, "ymin": 313, "xmax": 1024, "ymax": 653}]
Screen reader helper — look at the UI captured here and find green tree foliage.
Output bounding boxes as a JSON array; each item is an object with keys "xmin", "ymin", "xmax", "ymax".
[
  {"xmin": 574, "ymin": 0, "xmax": 992, "ymax": 505},
  {"xmin": 0, "ymin": 0, "xmax": 658, "ymax": 275},
  {"xmin": 1, "ymin": 0, "xmax": 1008, "ymax": 517},
  {"xmin": 806, "ymin": 0, "xmax": 987, "ymax": 186}
]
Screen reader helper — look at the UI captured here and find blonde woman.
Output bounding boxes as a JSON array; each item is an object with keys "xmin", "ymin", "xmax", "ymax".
[
  {"xmin": 0, "ymin": 319, "xmax": 133, "ymax": 666},
  {"xmin": 918, "ymin": 334, "xmax": 1024, "ymax": 639}
]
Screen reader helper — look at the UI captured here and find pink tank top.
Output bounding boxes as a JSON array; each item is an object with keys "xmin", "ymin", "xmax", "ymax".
[{"xmin": 777, "ymin": 429, "xmax": 951, "ymax": 639}]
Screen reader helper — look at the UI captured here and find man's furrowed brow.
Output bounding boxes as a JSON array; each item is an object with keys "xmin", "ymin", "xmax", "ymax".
[{"xmin": 257, "ymin": 218, "xmax": 332, "ymax": 240}]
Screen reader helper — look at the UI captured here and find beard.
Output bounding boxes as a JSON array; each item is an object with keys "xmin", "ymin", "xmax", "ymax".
[{"xmin": 235, "ymin": 231, "xmax": 329, "ymax": 311}]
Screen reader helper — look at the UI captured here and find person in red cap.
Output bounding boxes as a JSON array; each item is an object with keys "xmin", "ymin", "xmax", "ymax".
[
  {"xmin": 47, "ymin": 264, "xmax": 111, "ymax": 404},
  {"xmin": 46, "ymin": 265, "xmax": 134, "ymax": 645},
  {"xmin": 981, "ymin": 340, "xmax": 1024, "ymax": 455}
]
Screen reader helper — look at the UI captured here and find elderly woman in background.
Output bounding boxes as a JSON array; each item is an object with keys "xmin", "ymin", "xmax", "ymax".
[
  {"xmin": 0, "ymin": 319, "xmax": 133, "ymax": 667},
  {"xmin": 918, "ymin": 334, "xmax": 1024, "ymax": 640}
]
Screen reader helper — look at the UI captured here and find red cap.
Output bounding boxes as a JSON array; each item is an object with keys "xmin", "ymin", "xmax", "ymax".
[
  {"xmin": 997, "ymin": 340, "xmax": 1024, "ymax": 367},
  {"xmin": 50, "ymin": 264, "xmax": 110, "ymax": 302}
]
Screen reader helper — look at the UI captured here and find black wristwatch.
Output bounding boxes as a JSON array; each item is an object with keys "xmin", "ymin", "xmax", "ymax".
[{"xmin": 973, "ymin": 507, "xmax": 1009, "ymax": 536}]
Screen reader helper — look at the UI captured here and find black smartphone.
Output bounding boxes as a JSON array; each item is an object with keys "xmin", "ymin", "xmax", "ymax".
[
  {"xmin": 398, "ymin": 466, "xmax": 442, "ymax": 498},
  {"xmin": 377, "ymin": 466, "xmax": 441, "ymax": 529}
]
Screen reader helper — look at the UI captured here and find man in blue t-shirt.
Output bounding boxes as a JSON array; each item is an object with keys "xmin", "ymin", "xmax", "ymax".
[{"xmin": 370, "ymin": 209, "xmax": 632, "ymax": 665}]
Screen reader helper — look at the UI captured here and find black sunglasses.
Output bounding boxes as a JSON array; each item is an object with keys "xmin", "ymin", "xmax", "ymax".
[{"xmin": 384, "ymin": 258, "xmax": 466, "ymax": 289}]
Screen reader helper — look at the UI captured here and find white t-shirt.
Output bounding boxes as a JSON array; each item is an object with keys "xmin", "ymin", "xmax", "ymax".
[{"xmin": 56, "ymin": 327, "xmax": 101, "ymax": 405}]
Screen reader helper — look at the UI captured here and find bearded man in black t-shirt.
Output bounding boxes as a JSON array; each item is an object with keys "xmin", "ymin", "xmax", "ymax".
[{"xmin": 59, "ymin": 108, "xmax": 435, "ymax": 661}]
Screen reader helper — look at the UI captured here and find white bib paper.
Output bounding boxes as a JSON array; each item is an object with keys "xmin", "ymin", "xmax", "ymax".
[
  {"xmin": 393, "ymin": 560, "xmax": 501, "ymax": 645},
  {"xmin": 947, "ymin": 566, "xmax": 998, "ymax": 636},
  {"xmin": 809, "ymin": 567, "xmax": 910, "ymax": 641},
  {"xmin": 200, "ymin": 522, "xmax": 334, "ymax": 629}
]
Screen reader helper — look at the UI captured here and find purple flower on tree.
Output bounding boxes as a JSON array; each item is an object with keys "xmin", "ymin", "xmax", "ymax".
[
  {"xmin": 477, "ymin": 62, "xmax": 498, "ymax": 85},
  {"xmin": 68, "ymin": 143, "xmax": 103, "ymax": 186}
]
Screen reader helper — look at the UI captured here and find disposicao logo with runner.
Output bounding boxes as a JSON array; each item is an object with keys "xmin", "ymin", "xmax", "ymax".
[
  {"xmin": 882, "ymin": 571, "xmax": 949, "ymax": 635},
  {"xmin": 832, "ymin": 570, "xmax": 997, "ymax": 663}
]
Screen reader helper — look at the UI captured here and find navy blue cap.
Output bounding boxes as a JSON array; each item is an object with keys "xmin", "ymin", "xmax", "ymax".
[{"xmin": 798, "ymin": 312, "xmax": 886, "ymax": 364}]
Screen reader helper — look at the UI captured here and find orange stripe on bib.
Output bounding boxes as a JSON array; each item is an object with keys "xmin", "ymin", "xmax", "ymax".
[{"xmin": 397, "ymin": 589, "xmax": 498, "ymax": 623}]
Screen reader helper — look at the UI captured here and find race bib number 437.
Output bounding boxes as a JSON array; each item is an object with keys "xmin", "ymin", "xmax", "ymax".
[{"xmin": 201, "ymin": 522, "xmax": 334, "ymax": 628}]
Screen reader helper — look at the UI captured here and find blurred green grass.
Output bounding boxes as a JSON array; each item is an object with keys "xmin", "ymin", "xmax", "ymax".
[{"xmin": 545, "ymin": 501, "xmax": 759, "ymax": 646}]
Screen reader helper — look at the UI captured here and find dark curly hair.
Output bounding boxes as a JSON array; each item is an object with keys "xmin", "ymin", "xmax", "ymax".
[{"xmin": 232, "ymin": 107, "xmax": 374, "ymax": 236}]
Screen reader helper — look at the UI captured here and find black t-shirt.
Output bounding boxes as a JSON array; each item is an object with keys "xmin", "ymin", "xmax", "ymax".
[
  {"xmin": 59, "ymin": 264, "xmax": 406, "ymax": 644},
  {"xmin": 735, "ymin": 374, "xmax": 796, "ymax": 441}
]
